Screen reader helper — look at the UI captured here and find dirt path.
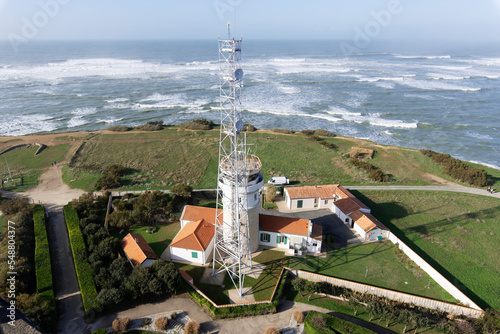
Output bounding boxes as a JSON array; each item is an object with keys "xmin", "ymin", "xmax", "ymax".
[{"xmin": 22, "ymin": 165, "xmax": 85, "ymax": 210}]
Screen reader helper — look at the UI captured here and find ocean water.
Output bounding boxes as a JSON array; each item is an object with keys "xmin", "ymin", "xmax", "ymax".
[{"xmin": 0, "ymin": 40, "xmax": 499, "ymax": 169}]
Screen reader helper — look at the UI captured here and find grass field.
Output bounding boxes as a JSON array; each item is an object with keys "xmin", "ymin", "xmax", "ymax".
[
  {"xmin": 112, "ymin": 222, "xmax": 180, "ymax": 257},
  {"xmin": 353, "ymin": 190, "xmax": 500, "ymax": 309},
  {"xmin": 0, "ymin": 144, "xmax": 70, "ymax": 191},
  {"xmin": 63, "ymin": 128, "xmax": 462, "ymax": 191}
]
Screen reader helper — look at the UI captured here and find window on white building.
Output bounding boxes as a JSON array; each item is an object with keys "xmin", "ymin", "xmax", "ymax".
[
  {"xmin": 260, "ymin": 233, "xmax": 270, "ymax": 242},
  {"xmin": 277, "ymin": 235, "xmax": 287, "ymax": 244},
  {"xmin": 191, "ymin": 252, "xmax": 198, "ymax": 259}
]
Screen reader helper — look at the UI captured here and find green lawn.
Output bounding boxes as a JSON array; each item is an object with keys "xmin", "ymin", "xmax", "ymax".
[
  {"xmin": 353, "ymin": 190, "xmax": 500, "ymax": 309},
  {"xmin": 113, "ymin": 222, "xmax": 181, "ymax": 257},
  {"xmin": 0, "ymin": 144, "xmax": 70, "ymax": 191},
  {"xmin": 266, "ymin": 244, "xmax": 455, "ymax": 303}
]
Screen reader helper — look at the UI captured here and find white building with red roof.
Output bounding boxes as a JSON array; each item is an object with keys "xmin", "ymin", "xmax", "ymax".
[
  {"xmin": 284, "ymin": 184, "xmax": 390, "ymax": 241},
  {"xmin": 121, "ymin": 233, "xmax": 158, "ymax": 268},
  {"xmin": 169, "ymin": 218, "xmax": 215, "ymax": 265},
  {"xmin": 259, "ymin": 214, "xmax": 322, "ymax": 254}
]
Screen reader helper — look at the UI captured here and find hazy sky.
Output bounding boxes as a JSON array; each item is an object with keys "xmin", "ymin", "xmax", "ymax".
[{"xmin": 1, "ymin": 0, "xmax": 500, "ymax": 43}]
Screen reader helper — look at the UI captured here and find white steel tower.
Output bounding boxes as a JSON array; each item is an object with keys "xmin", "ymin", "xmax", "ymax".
[{"xmin": 212, "ymin": 24, "xmax": 264, "ymax": 297}]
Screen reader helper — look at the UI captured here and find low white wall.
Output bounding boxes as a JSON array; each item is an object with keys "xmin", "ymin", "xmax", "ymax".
[
  {"xmin": 387, "ymin": 233, "xmax": 482, "ymax": 312},
  {"xmin": 288, "ymin": 267, "xmax": 484, "ymax": 318}
]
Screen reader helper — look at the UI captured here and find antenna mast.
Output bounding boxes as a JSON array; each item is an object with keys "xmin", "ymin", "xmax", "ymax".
[{"xmin": 212, "ymin": 23, "xmax": 261, "ymax": 298}]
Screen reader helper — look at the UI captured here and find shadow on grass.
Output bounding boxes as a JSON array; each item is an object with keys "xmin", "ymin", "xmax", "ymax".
[{"xmin": 353, "ymin": 191, "xmax": 492, "ymax": 310}]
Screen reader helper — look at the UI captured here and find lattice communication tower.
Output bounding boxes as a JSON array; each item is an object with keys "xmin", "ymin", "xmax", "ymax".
[{"xmin": 212, "ymin": 23, "xmax": 255, "ymax": 297}]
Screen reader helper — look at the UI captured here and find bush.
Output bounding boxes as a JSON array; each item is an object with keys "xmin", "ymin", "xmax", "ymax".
[
  {"xmin": 265, "ymin": 327, "xmax": 280, "ymax": 334},
  {"xmin": 180, "ymin": 118, "xmax": 214, "ymax": 130},
  {"xmin": 154, "ymin": 316, "xmax": 169, "ymax": 330},
  {"xmin": 63, "ymin": 204, "xmax": 100, "ymax": 311},
  {"xmin": 421, "ymin": 149, "xmax": 489, "ymax": 186},
  {"xmin": 349, "ymin": 159, "xmax": 390, "ymax": 182},
  {"xmin": 134, "ymin": 120, "xmax": 164, "ymax": 131},
  {"xmin": 293, "ymin": 309, "xmax": 304, "ymax": 323},
  {"xmin": 171, "ymin": 311, "xmax": 177, "ymax": 319},
  {"xmin": 91, "ymin": 329, "xmax": 107, "ymax": 334},
  {"xmin": 301, "ymin": 129, "xmax": 315, "ymax": 136},
  {"xmin": 171, "ymin": 183, "xmax": 193, "ymax": 198},
  {"xmin": 107, "ymin": 125, "xmax": 131, "ymax": 132},
  {"xmin": 112, "ymin": 317, "xmax": 130, "ymax": 332},
  {"xmin": 242, "ymin": 123, "xmax": 257, "ymax": 132},
  {"xmin": 314, "ymin": 129, "xmax": 336, "ymax": 137},
  {"xmin": 272, "ymin": 128, "xmax": 294, "ymax": 134},
  {"xmin": 266, "ymin": 185, "xmax": 278, "ymax": 203},
  {"xmin": 184, "ymin": 320, "xmax": 200, "ymax": 334},
  {"xmin": 96, "ymin": 164, "xmax": 126, "ymax": 190}
]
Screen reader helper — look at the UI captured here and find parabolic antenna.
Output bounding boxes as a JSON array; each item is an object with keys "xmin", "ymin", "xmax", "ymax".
[
  {"xmin": 234, "ymin": 68, "xmax": 244, "ymax": 80},
  {"xmin": 235, "ymin": 119, "xmax": 244, "ymax": 132}
]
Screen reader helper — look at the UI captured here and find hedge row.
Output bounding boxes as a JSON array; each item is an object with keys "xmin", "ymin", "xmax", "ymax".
[
  {"xmin": 33, "ymin": 205, "xmax": 54, "ymax": 293},
  {"xmin": 349, "ymin": 159, "xmax": 390, "ymax": 182},
  {"xmin": 304, "ymin": 310, "xmax": 376, "ymax": 334},
  {"xmin": 63, "ymin": 203, "xmax": 100, "ymax": 311},
  {"xmin": 186, "ymin": 270, "xmax": 288, "ymax": 319},
  {"xmin": 302, "ymin": 131, "xmax": 337, "ymax": 150},
  {"xmin": 33, "ymin": 205, "xmax": 58, "ymax": 332},
  {"xmin": 421, "ymin": 149, "xmax": 488, "ymax": 186}
]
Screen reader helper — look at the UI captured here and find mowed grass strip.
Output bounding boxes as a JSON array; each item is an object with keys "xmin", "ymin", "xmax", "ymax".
[{"xmin": 353, "ymin": 190, "xmax": 500, "ymax": 309}]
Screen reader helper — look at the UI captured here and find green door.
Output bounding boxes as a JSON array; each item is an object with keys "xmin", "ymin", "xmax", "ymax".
[{"xmin": 297, "ymin": 200, "xmax": 303, "ymax": 208}]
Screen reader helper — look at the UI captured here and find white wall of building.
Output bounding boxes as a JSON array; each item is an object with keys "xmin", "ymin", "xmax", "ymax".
[
  {"xmin": 365, "ymin": 228, "xmax": 390, "ymax": 241},
  {"xmin": 171, "ymin": 247, "xmax": 204, "ymax": 264},
  {"xmin": 287, "ymin": 198, "xmax": 316, "ymax": 210},
  {"xmin": 353, "ymin": 223, "xmax": 367, "ymax": 239}
]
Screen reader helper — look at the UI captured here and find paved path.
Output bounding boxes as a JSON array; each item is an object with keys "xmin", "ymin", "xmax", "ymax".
[{"xmin": 346, "ymin": 185, "xmax": 500, "ymax": 198}]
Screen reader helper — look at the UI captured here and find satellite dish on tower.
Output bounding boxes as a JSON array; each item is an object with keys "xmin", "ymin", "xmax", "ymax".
[
  {"xmin": 234, "ymin": 69, "xmax": 244, "ymax": 80},
  {"xmin": 235, "ymin": 119, "xmax": 244, "ymax": 131}
]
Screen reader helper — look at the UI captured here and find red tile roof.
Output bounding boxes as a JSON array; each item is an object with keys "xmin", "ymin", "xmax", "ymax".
[
  {"xmin": 259, "ymin": 214, "xmax": 309, "ymax": 236},
  {"xmin": 121, "ymin": 233, "xmax": 158, "ymax": 266},
  {"xmin": 334, "ymin": 198, "xmax": 362, "ymax": 215},
  {"xmin": 285, "ymin": 185, "xmax": 369, "ymax": 210},
  {"xmin": 181, "ymin": 205, "xmax": 222, "ymax": 225},
  {"xmin": 337, "ymin": 186, "xmax": 369, "ymax": 210},
  {"xmin": 350, "ymin": 210, "xmax": 389, "ymax": 233},
  {"xmin": 285, "ymin": 184, "xmax": 340, "ymax": 200},
  {"xmin": 311, "ymin": 223, "xmax": 323, "ymax": 241},
  {"xmin": 170, "ymin": 219, "xmax": 215, "ymax": 251}
]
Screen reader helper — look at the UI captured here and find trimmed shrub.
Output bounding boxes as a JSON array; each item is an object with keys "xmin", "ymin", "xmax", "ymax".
[
  {"xmin": 293, "ymin": 309, "xmax": 304, "ymax": 323},
  {"xmin": 154, "ymin": 316, "xmax": 169, "ymax": 330},
  {"xmin": 171, "ymin": 311, "xmax": 178, "ymax": 319},
  {"xmin": 107, "ymin": 125, "xmax": 131, "ymax": 132},
  {"xmin": 184, "ymin": 320, "xmax": 200, "ymax": 334},
  {"xmin": 265, "ymin": 327, "xmax": 280, "ymax": 334},
  {"xmin": 63, "ymin": 204, "xmax": 100, "ymax": 311},
  {"xmin": 112, "ymin": 317, "xmax": 130, "ymax": 332},
  {"xmin": 33, "ymin": 205, "xmax": 53, "ymax": 293}
]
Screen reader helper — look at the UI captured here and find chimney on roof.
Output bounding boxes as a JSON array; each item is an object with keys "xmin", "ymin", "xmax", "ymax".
[{"xmin": 134, "ymin": 237, "xmax": 139, "ymax": 243}]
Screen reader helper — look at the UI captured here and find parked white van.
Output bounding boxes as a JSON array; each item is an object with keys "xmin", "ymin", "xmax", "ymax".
[{"xmin": 267, "ymin": 176, "xmax": 289, "ymax": 185}]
